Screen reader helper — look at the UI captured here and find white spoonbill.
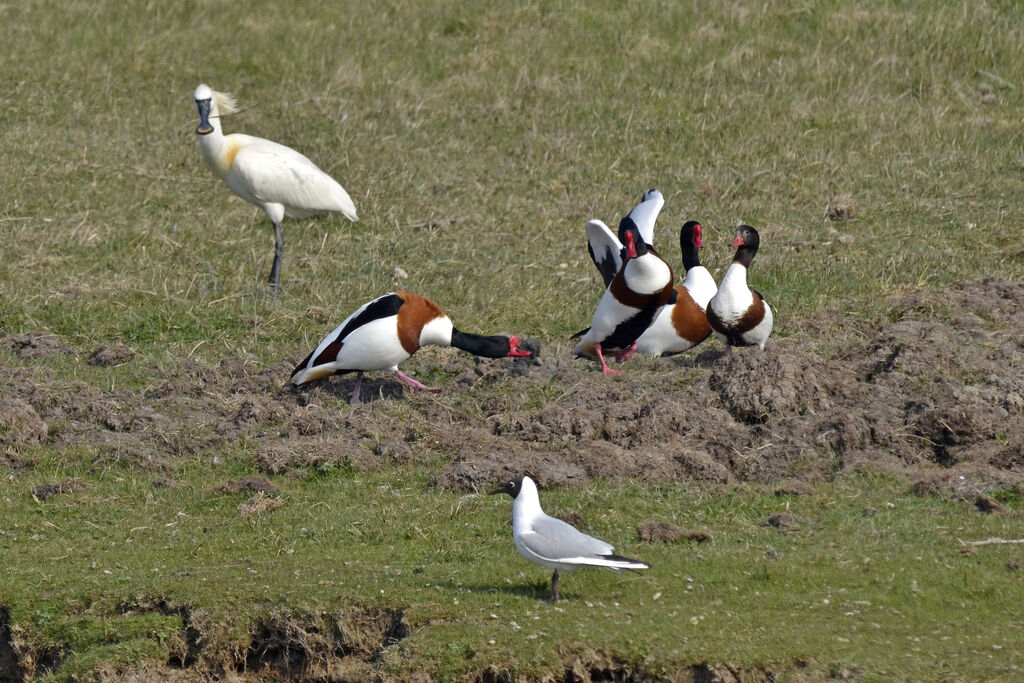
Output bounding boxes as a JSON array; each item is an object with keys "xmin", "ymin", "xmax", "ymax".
[{"xmin": 192, "ymin": 83, "xmax": 358, "ymax": 294}]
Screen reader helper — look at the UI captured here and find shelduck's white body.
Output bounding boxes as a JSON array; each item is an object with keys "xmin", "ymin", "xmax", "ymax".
[
  {"xmin": 706, "ymin": 225, "xmax": 774, "ymax": 350},
  {"xmin": 633, "ymin": 221, "xmax": 716, "ymax": 357},
  {"xmin": 289, "ymin": 291, "xmax": 530, "ymax": 403},
  {"xmin": 586, "ymin": 215, "xmax": 715, "ymax": 358}
]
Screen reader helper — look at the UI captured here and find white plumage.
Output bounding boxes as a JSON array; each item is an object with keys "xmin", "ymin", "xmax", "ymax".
[
  {"xmin": 491, "ymin": 475, "xmax": 650, "ymax": 602},
  {"xmin": 192, "ymin": 83, "xmax": 357, "ymax": 293},
  {"xmin": 706, "ymin": 225, "xmax": 774, "ymax": 351}
]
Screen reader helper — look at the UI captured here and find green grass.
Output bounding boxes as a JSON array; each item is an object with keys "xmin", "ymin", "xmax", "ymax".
[
  {"xmin": 3, "ymin": 0, "xmax": 1023, "ymax": 360},
  {"xmin": 2, "ymin": 0, "xmax": 1024, "ymax": 679},
  {"xmin": 2, "ymin": 456, "xmax": 1022, "ymax": 680}
]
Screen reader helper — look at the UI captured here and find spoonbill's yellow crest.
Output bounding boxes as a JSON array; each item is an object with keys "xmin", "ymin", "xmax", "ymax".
[{"xmin": 193, "ymin": 83, "xmax": 358, "ymax": 294}]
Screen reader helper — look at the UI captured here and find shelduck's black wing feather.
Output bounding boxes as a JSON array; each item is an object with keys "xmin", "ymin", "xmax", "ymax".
[
  {"xmin": 625, "ymin": 189, "xmax": 664, "ymax": 248},
  {"xmin": 296, "ymin": 293, "xmax": 406, "ymax": 374},
  {"xmin": 585, "ymin": 220, "xmax": 623, "ymax": 288}
]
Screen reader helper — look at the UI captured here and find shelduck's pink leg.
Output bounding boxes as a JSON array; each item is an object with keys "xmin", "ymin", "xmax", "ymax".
[
  {"xmin": 595, "ymin": 343, "xmax": 623, "ymax": 376},
  {"xmin": 394, "ymin": 369, "xmax": 442, "ymax": 392},
  {"xmin": 615, "ymin": 343, "xmax": 638, "ymax": 364},
  {"xmin": 349, "ymin": 372, "xmax": 365, "ymax": 404}
]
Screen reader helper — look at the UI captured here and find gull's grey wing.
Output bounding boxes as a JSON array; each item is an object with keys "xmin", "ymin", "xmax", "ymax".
[
  {"xmin": 625, "ymin": 189, "xmax": 664, "ymax": 247},
  {"xmin": 585, "ymin": 219, "xmax": 623, "ymax": 288},
  {"xmin": 521, "ymin": 514, "xmax": 615, "ymax": 562}
]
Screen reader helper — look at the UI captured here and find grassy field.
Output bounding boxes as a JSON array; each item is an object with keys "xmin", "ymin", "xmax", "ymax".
[{"xmin": 2, "ymin": 0, "xmax": 1024, "ymax": 680}]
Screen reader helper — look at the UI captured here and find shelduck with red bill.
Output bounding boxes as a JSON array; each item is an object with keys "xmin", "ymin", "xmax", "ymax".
[
  {"xmin": 289, "ymin": 291, "xmax": 532, "ymax": 403},
  {"xmin": 632, "ymin": 220, "xmax": 717, "ymax": 356},
  {"xmin": 706, "ymin": 225, "xmax": 774, "ymax": 351},
  {"xmin": 574, "ymin": 218, "xmax": 674, "ymax": 374},
  {"xmin": 585, "ymin": 189, "xmax": 664, "ymax": 286}
]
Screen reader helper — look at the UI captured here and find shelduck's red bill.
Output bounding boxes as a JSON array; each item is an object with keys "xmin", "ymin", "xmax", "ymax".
[
  {"xmin": 731, "ymin": 234, "xmax": 744, "ymax": 247},
  {"xmin": 694, "ymin": 223, "xmax": 704, "ymax": 248},
  {"xmin": 625, "ymin": 231, "xmax": 638, "ymax": 259},
  {"xmin": 508, "ymin": 335, "xmax": 532, "ymax": 357}
]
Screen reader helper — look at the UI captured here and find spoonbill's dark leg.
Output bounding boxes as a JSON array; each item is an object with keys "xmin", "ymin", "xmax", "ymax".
[{"xmin": 268, "ymin": 221, "xmax": 285, "ymax": 295}]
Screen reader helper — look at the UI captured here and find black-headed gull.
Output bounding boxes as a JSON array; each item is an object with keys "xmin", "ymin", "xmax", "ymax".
[{"xmin": 490, "ymin": 475, "xmax": 649, "ymax": 602}]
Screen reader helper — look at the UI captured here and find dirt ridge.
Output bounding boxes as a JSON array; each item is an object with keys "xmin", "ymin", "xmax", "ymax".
[{"xmin": 2, "ymin": 279, "xmax": 1022, "ymax": 501}]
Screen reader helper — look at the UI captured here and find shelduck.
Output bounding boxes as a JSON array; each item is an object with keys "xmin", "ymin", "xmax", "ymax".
[
  {"xmin": 192, "ymin": 84, "xmax": 358, "ymax": 294},
  {"xmin": 288, "ymin": 291, "xmax": 531, "ymax": 403},
  {"xmin": 631, "ymin": 220, "xmax": 717, "ymax": 356},
  {"xmin": 490, "ymin": 475, "xmax": 650, "ymax": 603},
  {"xmin": 574, "ymin": 218, "xmax": 674, "ymax": 374},
  {"xmin": 586, "ymin": 188, "xmax": 664, "ymax": 285},
  {"xmin": 706, "ymin": 225, "xmax": 774, "ymax": 350}
]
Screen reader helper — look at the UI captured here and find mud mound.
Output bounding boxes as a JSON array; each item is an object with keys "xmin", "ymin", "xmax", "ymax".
[
  {"xmin": 432, "ymin": 447, "xmax": 588, "ymax": 492},
  {"xmin": 2, "ymin": 278, "xmax": 1023, "ymax": 501},
  {"xmin": 2, "ymin": 332, "xmax": 72, "ymax": 359},
  {"xmin": 31, "ymin": 478, "xmax": 88, "ymax": 500},
  {"xmin": 87, "ymin": 345, "xmax": 136, "ymax": 367},
  {"xmin": 708, "ymin": 346, "xmax": 839, "ymax": 423},
  {"xmin": 0, "ymin": 397, "xmax": 47, "ymax": 449}
]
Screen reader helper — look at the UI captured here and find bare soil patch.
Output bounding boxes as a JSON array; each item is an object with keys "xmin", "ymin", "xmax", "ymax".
[{"xmin": 2, "ymin": 278, "xmax": 1022, "ymax": 504}]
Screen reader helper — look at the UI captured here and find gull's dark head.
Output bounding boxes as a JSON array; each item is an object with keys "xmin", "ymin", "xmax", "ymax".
[{"xmin": 489, "ymin": 476, "xmax": 524, "ymax": 498}]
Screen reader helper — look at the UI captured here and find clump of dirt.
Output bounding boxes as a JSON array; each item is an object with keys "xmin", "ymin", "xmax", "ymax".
[
  {"xmin": 237, "ymin": 492, "xmax": 283, "ymax": 517},
  {"xmin": 826, "ymin": 193, "xmax": 856, "ymax": 221},
  {"xmin": 87, "ymin": 345, "xmax": 136, "ymax": 367},
  {"xmin": 2, "ymin": 332, "xmax": 72, "ymax": 359},
  {"xmin": 775, "ymin": 481, "xmax": 815, "ymax": 496},
  {"xmin": 0, "ymin": 397, "xmax": 47, "ymax": 449},
  {"xmin": 764, "ymin": 513, "xmax": 809, "ymax": 532},
  {"xmin": 974, "ymin": 494, "xmax": 1005, "ymax": 514},
  {"xmin": 542, "ymin": 511, "xmax": 579, "ymax": 529},
  {"xmin": 638, "ymin": 523, "xmax": 713, "ymax": 544},
  {"xmin": 245, "ymin": 607, "xmax": 408, "ymax": 679},
  {"xmin": 637, "ymin": 522, "xmax": 683, "ymax": 542},
  {"xmin": 31, "ymin": 478, "xmax": 88, "ymax": 500}
]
